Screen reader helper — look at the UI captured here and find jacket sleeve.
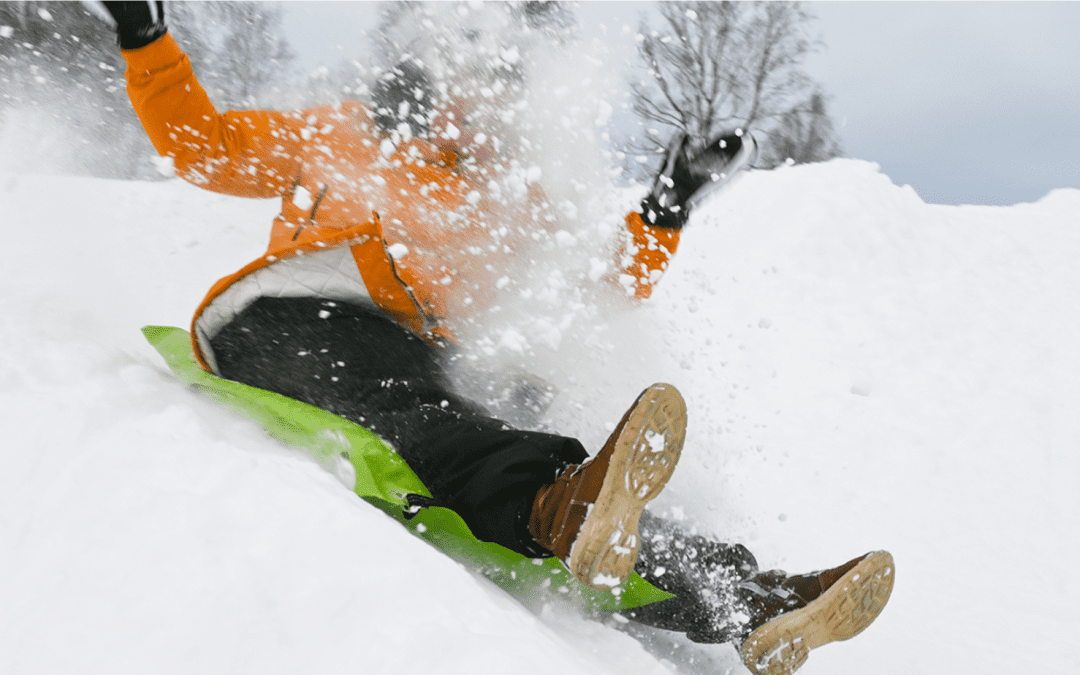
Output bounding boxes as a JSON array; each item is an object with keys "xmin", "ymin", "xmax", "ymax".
[
  {"xmin": 616, "ymin": 210, "xmax": 682, "ymax": 301},
  {"xmin": 121, "ymin": 34, "xmax": 303, "ymax": 198}
]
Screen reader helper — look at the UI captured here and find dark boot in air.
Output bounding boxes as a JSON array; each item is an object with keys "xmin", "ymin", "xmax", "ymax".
[
  {"xmin": 738, "ymin": 551, "xmax": 895, "ymax": 675},
  {"xmin": 529, "ymin": 383, "xmax": 687, "ymax": 589}
]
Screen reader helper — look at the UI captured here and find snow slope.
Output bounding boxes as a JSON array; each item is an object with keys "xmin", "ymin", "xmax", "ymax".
[{"xmin": 2, "ymin": 160, "xmax": 1078, "ymax": 675}]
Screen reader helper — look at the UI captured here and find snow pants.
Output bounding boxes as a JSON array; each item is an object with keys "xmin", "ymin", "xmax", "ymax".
[{"xmin": 210, "ymin": 296, "xmax": 761, "ymax": 643}]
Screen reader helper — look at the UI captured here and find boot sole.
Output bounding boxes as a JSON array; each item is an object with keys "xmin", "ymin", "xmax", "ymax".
[
  {"xmin": 569, "ymin": 383, "xmax": 686, "ymax": 589},
  {"xmin": 740, "ymin": 551, "xmax": 895, "ymax": 675}
]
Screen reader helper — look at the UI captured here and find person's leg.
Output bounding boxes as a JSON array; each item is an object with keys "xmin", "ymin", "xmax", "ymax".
[
  {"xmin": 623, "ymin": 512, "xmax": 895, "ymax": 675},
  {"xmin": 736, "ymin": 550, "xmax": 894, "ymax": 674},
  {"xmin": 209, "ymin": 296, "xmax": 587, "ymax": 556},
  {"xmin": 625, "ymin": 510, "xmax": 759, "ymax": 643}
]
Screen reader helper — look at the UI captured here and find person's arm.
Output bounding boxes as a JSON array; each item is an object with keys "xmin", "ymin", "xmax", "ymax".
[
  {"xmin": 617, "ymin": 130, "xmax": 758, "ymax": 300},
  {"xmin": 100, "ymin": 2, "xmax": 303, "ymax": 198},
  {"xmin": 617, "ymin": 211, "xmax": 683, "ymax": 301}
]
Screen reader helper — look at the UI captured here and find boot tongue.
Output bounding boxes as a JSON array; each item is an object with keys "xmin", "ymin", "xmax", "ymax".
[
  {"xmin": 781, "ymin": 552, "xmax": 870, "ymax": 604},
  {"xmin": 781, "ymin": 574, "xmax": 825, "ymax": 604},
  {"xmin": 815, "ymin": 553, "xmax": 869, "ymax": 593}
]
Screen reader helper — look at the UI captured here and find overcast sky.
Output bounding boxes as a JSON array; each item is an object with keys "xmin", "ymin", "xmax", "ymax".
[{"xmin": 280, "ymin": 2, "xmax": 1080, "ymax": 207}]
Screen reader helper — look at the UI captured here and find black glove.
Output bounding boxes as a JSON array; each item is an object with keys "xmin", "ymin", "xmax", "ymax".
[
  {"xmin": 100, "ymin": 1, "xmax": 167, "ymax": 50},
  {"xmin": 641, "ymin": 130, "xmax": 757, "ymax": 229}
]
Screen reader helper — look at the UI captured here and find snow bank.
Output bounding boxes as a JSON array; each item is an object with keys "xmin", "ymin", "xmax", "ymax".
[{"xmin": 2, "ymin": 160, "xmax": 1078, "ymax": 674}]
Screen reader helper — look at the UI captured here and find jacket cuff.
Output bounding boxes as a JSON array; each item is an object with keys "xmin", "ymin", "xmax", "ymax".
[
  {"xmin": 638, "ymin": 194, "xmax": 689, "ymax": 230},
  {"xmin": 120, "ymin": 32, "xmax": 182, "ymax": 73}
]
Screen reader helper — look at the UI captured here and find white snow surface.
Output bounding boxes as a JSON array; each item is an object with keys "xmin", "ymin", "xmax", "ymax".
[{"xmin": 2, "ymin": 160, "xmax": 1079, "ymax": 674}]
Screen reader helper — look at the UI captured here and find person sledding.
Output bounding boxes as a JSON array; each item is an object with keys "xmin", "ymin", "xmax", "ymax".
[{"xmin": 94, "ymin": 3, "xmax": 894, "ymax": 673}]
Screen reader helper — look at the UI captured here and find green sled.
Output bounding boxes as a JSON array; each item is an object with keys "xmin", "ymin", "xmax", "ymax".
[{"xmin": 142, "ymin": 326, "xmax": 673, "ymax": 612}]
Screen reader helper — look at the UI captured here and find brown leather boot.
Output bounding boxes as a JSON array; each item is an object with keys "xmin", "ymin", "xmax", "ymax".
[
  {"xmin": 529, "ymin": 383, "xmax": 686, "ymax": 590},
  {"xmin": 739, "ymin": 551, "xmax": 895, "ymax": 675}
]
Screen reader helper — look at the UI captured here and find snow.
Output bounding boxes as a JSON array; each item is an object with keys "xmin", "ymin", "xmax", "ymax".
[{"xmin": 2, "ymin": 159, "xmax": 1079, "ymax": 675}]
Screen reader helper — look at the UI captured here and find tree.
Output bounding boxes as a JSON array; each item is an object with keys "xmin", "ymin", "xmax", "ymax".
[
  {"xmin": 0, "ymin": 1, "xmax": 157, "ymax": 178},
  {"xmin": 372, "ymin": 0, "xmax": 577, "ymax": 71},
  {"xmin": 626, "ymin": 1, "xmax": 840, "ymax": 174},
  {"xmin": 760, "ymin": 90, "xmax": 843, "ymax": 168},
  {"xmin": 366, "ymin": 1, "xmax": 579, "ymax": 154},
  {"xmin": 0, "ymin": 1, "xmax": 297, "ymax": 180},
  {"xmin": 519, "ymin": 1, "xmax": 578, "ymax": 42},
  {"xmin": 186, "ymin": 2, "xmax": 296, "ymax": 110}
]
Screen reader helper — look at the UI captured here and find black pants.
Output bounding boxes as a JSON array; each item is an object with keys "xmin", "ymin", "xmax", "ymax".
[{"xmin": 210, "ymin": 296, "xmax": 760, "ymax": 643}]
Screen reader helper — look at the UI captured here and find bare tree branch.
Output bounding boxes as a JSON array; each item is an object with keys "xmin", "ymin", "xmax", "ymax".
[{"xmin": 623, "ymin": 1, "xmax": 839, "ymax": 176}]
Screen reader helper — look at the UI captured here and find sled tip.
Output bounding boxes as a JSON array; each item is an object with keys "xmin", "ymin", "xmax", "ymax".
[{"xmin": 142, "ymin": 325, "xmax": 186, "ymax": 346}]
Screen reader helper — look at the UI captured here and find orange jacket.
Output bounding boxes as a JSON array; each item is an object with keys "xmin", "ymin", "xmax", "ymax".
[{"xmin": 121, "ymin": 35, "xmax": 681, "ymax": 373}]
